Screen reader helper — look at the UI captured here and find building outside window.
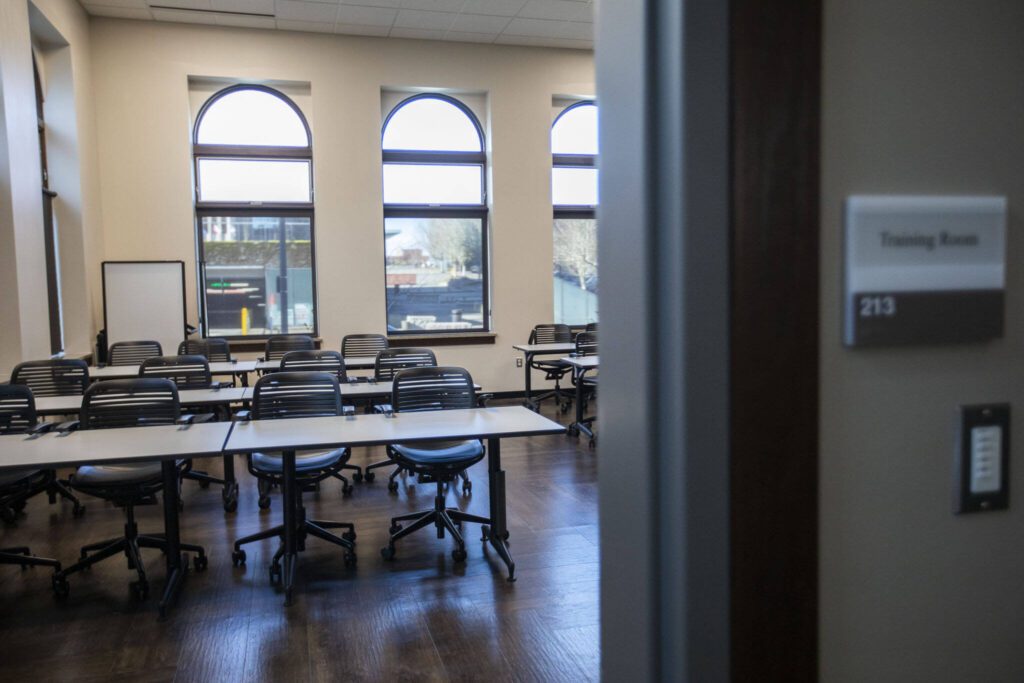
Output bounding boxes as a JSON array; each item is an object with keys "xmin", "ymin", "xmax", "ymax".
[
  {"xmin": 381, "ymin": 93, "xmax": 489, "ymax": 333},
  {"xmin": 192, "ymin": 84, "xmax": 316, "ymax": 337},
  {"xmin": 552, "ymin": 100, "xmax": 598, "ymax": 325}
]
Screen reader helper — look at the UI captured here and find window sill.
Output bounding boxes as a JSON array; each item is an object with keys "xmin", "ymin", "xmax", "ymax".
[
  {"xmin": 223, "ymin": 337, "xmax": 323, "ymax": 354},
  {"xmin": 387, "ymin": 332, "xmax": 496, "ymax": 347}
]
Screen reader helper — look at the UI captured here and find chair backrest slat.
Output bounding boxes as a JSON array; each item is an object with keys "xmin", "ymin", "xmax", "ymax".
[
  {"xmin": 0, "ymin": 384, "xmax": 37, "ymax": 435},
  {"xmin": 108, "ymin": 340, "xmax": 163, "ymax": 366},
  {"xmin": 139, "ymin": 355, "xmax": 212, "ymax": 389},
  {"xmin": 81, "ymin": 378, "xmax": 180, "ymax": 430},
  {"xmin": 341, "ymin": 333, "xmax": 388, "ymax": 359},
  {"xmin": 575, "ymin": 331, "xmax": 598, "ymax": 356},
  {"xmin": 529, "ymin": 324, "xmax": 572, "ymax": 344},
  {"xmin": 11, "ymin": 359, "xmax": 89, "ymax": 397},
  {"xmin": 177, "ymin": 338, "xmax": 232, "ymax": 363},
  {"xmin": 280, "ymin": 350, "xmax": 346, "ymax": 381},
  {"xmin": 374, "ymin": 347, "xmax": 437, "ymax": 382},
  {"xmin": 265, "ymin": 335, "xmax": 315, "ymax": 361},
  {"xmin": 392, "ymin": 366, "xmax": 476, "ymax": 413},
  {"xmin": 252, "ymin": 371, "xmax": 342, "ymax": 420}
]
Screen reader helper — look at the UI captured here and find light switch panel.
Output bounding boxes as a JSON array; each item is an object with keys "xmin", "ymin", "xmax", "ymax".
[{"xmin": 955, "ymin": 404, "xmax": 1010, "ymax": 513}]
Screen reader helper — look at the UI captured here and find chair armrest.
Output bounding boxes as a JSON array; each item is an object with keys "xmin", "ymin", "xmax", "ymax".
[
  {"xmin": 477, "ymin": 393, "xmax": 494, "ymax": 408},
  {"xmin": 234, "ymin": 410, "xmax": 252, "ymax": 422},
  {"xmin": 56, "ymin": 420, "xmax": 80, "ymax": 435},
  {"xmin": 176, "ymin": 413, "xmax": 215, "ymax": 426}
]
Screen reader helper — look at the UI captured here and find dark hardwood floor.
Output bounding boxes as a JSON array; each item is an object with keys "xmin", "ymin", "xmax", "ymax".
[{"xmin": 0, "ymin": 399, "xmax": 599, "ymax": 682}]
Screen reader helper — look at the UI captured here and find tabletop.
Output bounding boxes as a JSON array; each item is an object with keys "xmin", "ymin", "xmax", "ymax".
[
  {"xmin": 512, "ymin": 342, "xmax": 577, "ymax": 353},
  {"xmin": 34, "ymin": 387, "xmax": 251, "ymax": 416},
  {"xmin": 88, "ymin": 360, "xmax": 258, "ymax": 379},
  {"xmin": 226, "ymin": 406, "xmax": 564, "ymax": 453},
  {"xmin": 561, "ymin": 355, "xmax": 600, "ymax": 369},
  {"xmin": 255, "ymin": 357, "xmax": 377, "ymax": 372},
  {"xmin": 0, "ymin": 422, "xmax": 234, "ymax": 471}
]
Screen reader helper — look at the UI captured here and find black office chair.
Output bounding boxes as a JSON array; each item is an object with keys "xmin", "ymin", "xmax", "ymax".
[
  {"xmin": 231, "ymin": 372, "xmax": 356, "ymax": 578},
  {"xmin": 341, "ymin": 333, "xmax": 388, "ymax": 360},
  {"xmin": 363, "ymin": 347, "xmax": 438, "ymax": 490},
  {"xmin": 529, "ymin": 324, "xmax": 574, "ymax": 413},
  {"xmin": 584, "ymin": 322, "xmax": 598, "ymax": 334},
  {"xmin": 9, "ymin": 359, "xmax": 89, "ymax": 517},
  {"xmin": 52, "ymin": 379, "xmax": 207, "ymax": 600},
  {"xmin": 264, "ymin": 335, "xmax": 315, "ymax": 361},
  {"xmin": 178, "ymin": 337, "xmax": 232, "ymax": 362},
  {"xmin": 572, "ymin": 331, "xmax": 599, "ymax": 436},
  {"xmin": 379, "ymin": 367, "xmax": 490, "ymax": 564},
  {"xmin": 279, "ymin": 350, "xmax": 362, "ymax": 493},
  {"xmin": 107, "ymin": 340, "xmax": 163, "ymax": 366},
  {"xmin": 0, "ymin": 384, "xmax": 63, "ymax": 574},
  {"xmin": 139, "ymin": 355, "xmax": 232, "ymax": 503}
]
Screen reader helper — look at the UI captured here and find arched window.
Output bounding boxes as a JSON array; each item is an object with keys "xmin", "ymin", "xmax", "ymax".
[
  {"xmin": 552, "ymin": 101, "xmax": 598, "ymax": 324},
  {"xmin": 381, "ymin": 94, "xmax": 489, "ymax": 333},
  {"xmin": 192, "ymin": 84, "xmax": 316, "ymax": 338}
]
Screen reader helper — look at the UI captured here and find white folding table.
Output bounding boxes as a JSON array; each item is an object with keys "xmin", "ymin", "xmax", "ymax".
[
  {"xmin": 225, "ymin": 406, "xmax": 564, "ymax": 602},
  {"xmin": 562, "ymin": 355, "xmax": 599, "ymax": 444},
  {"xmin": 255, "ymin": 356, "xmax": 377, "ymax": 373},
  {"xmin": 33, "ymin": 387, "xmax": 251, "ymax": 416},
  {"xmin": 0, "ymin": 421, "xmax": 233, "ymax": 617},
  {"xmin": 512, "ymin": 342, "xmax": 577, "ymax": 409},
  {"xmin": 89, "ymin": 360, "xmax": 258, "ymax": 386}
]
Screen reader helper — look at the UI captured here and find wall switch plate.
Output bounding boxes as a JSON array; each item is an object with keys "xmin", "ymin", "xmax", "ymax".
[
  {"xmin": 954, "ymin": 403, "xmax": 1010, "ymax": 514},
  {"xmin": 516, "ymin": 358, "xmax": 523, "ymax": 367}
]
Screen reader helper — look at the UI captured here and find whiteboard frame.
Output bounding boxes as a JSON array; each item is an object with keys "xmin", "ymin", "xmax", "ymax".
[{"xmin": 102, "ymin": 260, "xmax": 188, "ymax": 356}]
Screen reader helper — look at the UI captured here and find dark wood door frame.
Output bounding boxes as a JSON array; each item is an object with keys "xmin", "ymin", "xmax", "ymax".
[{"xmin": 597, "ymin": 0, "xmax": 821, "ymax": 680}]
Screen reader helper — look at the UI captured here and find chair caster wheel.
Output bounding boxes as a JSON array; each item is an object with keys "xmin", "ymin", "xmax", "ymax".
[
  {"xmin": 0, "ymin": 507, "xmax": 16, "ymax": 524},
  {"xmin": 380, "ymin": 546, "xmax": 396, "ymax": 560},
  {"xmin": 353, "ymin": 472, "xmax": 364, "ymax": 483},
  {"xmin": 343, "ymin": 530, "xmax": 357, "ymax": 542},
  {"xmin": 589, "ymin": 438, "xmax": 596, "ymax": 449},
  {"xmin": 452, "ymin": 547, "xmax": 467, "ymax": 562},
  {"xmin": 232, "ymin": 549, "xmax": 246, "ymax": 566},
  {"xmin": 269, "ymin": 563, "xmax": 282, "ymax": 585},
  {"xmin": 342, "ymin": 483, "xmax": 353, "ymax": 496},
  {"xmin": 12, "ymin": 500, "xmax": 26, "ymax": 514},
  {"xmin": 52, "ymin": 576, "xmax": 70, "ymax": 599},
  {"xmin": 364, "ymin": 472, "xmax": 376, "ymax": 483},
  {"xmin": 344, "ymin": 552, "xmax": 357, "ymax": 568},
  {"xmin": 130, "ymin": 580, "xmax": 149, "ymax": 601},
  {"xmin": 389, "ymin": 523, "xmax": 403, "ymax": 535},
  {"xmin": 481, "ymin": 525, "xmax": 490, "ymax": 541},
  {"xmin": 223, "ymin": 496, "xmax": 238, "ymax": 512},
  {"xmin": 258, "ymin": 496, "xmax": 271, "ymax": 510},
  {"xmin": 501, "ymin": 530, "xmax": 510, "ymax": 541},
  {"xmin": 462, "ymin": 481, "xmax": 472, "ymax": 495},
  {"xmin": 198, "ymin": 479, "xmax": 211, "ymax": 489},
  {"xmin": 387, "ymin": 480, "xmax": 399, "ymax": 493},
  {"xmin": 193, "ymin": 554, "xmax": 208, "ymax": 572}
]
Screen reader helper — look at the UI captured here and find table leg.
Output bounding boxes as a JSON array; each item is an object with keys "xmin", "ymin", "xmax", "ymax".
[
  {"xmin": 570, "ymin": 366, "xmax": 584, "ymax": 436},
  {"xmin": 239, "ymin": 370, "xmax": 249, "ymax": 388},
  {"xmin": 486, "ymin": 438, "xmax": 515, "ymax": 582},
  {"xmin": 281, "ymin": 449, "xmax": 297, "ymax": 605},
  {"xmin": 159, "ymin": 460, "xmax": 187, "ymax": 619},
  {"xmin": 522, "ymin": 353, "xmax": 534, "ymax": 410},
  {"xmin": 221, "ymin": 453, "xmax": 238, "ymax": 512}
]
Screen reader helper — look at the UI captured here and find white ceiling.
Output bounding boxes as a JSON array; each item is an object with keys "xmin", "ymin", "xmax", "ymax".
[{"xmin": 78, "ymin": 0, "xmax": 594, "ymax": 50}]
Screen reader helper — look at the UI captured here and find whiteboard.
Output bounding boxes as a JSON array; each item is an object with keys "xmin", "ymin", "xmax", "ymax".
[{"xmin": 103, "ymin": 261, "xmax": 187, "ymax": 356}]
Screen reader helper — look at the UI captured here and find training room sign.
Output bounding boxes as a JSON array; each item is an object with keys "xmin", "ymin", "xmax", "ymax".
[{"xmin": 844, "ymin": 195, "xmax": 1007, "ymax": 347}]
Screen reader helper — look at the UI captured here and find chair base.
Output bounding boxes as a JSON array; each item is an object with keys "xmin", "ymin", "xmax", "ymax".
[
  {"xmin": 53, "ymin": 506, "xmax": 206, "ymax": 600},
  {"xmin": 380, "ymin": 485, "xmax": 491, "ymax": 562},
  {"xmin": 364, "ymin": 459, "xmax": 472, "ymax": 494},
  {"xmin": 0, "ymin": 547, "xmax": 61, "ymax": 571},
  {"xmin": 47, "ymin": 476, "xmax": 86, "ymax": 517}
]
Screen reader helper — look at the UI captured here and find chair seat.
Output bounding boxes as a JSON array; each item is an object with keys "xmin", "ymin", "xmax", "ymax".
[
  {"xmin": 73, "ymin": 462, "xmax": 163, "ymax": 486},
  {"xmin": 252, "ymin": 448, "xmax": 347, "ymax": 474},
  {"xmin": 532, "ymin": 359, "xmax": 570, "ymax": 370},
  {"xmin": 392, "ymin": 440, "xmax": 484, "ymax": 466},
  {"xmin": 0, "ymin": 468, "xmax": 42, "ymax": 488}
]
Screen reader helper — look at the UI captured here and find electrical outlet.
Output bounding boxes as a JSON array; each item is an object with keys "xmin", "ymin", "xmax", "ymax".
[{"xmin": 515, "ymin": 358, "xmax": 523, "ymax": 367}]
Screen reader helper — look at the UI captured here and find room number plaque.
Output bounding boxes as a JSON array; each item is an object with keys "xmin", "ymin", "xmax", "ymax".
[{"xmin": 844, "ymin": 196, "xmax": 1007, "ymax": 347}]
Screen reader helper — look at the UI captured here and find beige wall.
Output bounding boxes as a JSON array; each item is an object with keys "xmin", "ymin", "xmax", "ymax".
[
  {"xmin": 821, "ymin": 0, "xmax": 1024, "ymax": 680},
  {"xmin": 0, "ymin": 0, "xmax": 101, "ymax": 373},
  {"xmin": 89, "ymin": 18, "xmax": 594, "ymax": 391}
]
